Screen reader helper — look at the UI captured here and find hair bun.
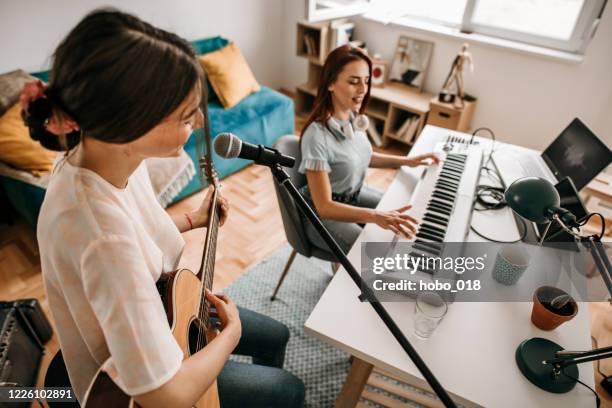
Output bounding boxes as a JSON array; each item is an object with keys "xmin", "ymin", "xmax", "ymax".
[{"xmin": 23, "ymin": 97, "xmax": 80, "ymax": 151}]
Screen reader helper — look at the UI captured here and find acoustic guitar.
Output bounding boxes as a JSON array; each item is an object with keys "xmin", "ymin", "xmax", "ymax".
[{"xmin": 83, "ymin": 107, "xmax": 222, "ymax": 408}]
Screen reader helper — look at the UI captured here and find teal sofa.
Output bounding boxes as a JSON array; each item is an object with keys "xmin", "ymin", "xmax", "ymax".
[{"xmin": 1, "ymin": 36, "xmax": 294, "ymax": 226}]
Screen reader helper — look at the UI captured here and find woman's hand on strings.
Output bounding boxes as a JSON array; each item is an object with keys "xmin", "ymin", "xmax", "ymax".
[{"xmin": 205, "ymin": 289, "xmax": 241, "ymax": 345}]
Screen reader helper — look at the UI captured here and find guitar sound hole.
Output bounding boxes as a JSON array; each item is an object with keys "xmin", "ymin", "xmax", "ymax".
[{"xmin": 188, "ymin": 319, "xmax": 207, "ymax": 355}]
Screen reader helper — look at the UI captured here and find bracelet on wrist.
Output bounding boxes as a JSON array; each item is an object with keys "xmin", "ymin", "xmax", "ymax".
[{"xmin": 185, "ymin": 213, "xmax": 194, "ymax": 230}]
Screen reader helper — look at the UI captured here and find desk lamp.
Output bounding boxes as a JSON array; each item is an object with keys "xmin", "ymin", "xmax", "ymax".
[
  {"xmin": 504, "ymin": 177, "xmax": 612, "ymax": 295},
  {"xmin": 505, "ymin": 177, "xmax": 612, "ymax": 396}
]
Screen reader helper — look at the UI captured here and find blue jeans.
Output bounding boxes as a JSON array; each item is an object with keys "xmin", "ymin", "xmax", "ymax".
[
  {"xmin": 216, "ymin": 307, "xmax": 305, "ymax": 408},
  {"xmin": 304, "ymin": 185, "xmax": 383, "ymax": 253}
]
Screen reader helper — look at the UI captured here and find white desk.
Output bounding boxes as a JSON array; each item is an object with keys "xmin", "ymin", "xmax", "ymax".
[{"xmin": 304, "ymin": 125, "xmax": 594, "ymax": 407}]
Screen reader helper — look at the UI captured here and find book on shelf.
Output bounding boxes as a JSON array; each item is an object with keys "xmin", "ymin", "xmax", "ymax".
[
  {"xmin": 405, "ymin": 116, "xmax": 421, "ymax": 142},
  {"xmin": 303, "ymin": 34, "xmax": 318, "ymax": 57},
  {"xmin": 367, "ymin": 120, "xmax": 383, "ymax": 147},
  {"xmin": 330, "ymin": 20, "xmax": 355, "ymax": 49},
  {"xmin": 396, "ymin": 116, "xmax": 415, "ymax": 140}
]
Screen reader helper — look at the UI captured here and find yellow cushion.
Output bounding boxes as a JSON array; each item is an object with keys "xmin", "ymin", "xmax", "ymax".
[
  {"xmin": 0, "ymin": 103, "xmax": 57, "ymax": 176},
  {"xmin": 199, "ymin": 42, "xmax": 260, "ymax": 109}
]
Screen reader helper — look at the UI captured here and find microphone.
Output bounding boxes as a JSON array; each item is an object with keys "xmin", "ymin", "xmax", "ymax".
[{"xmin": 214, "ymin": 132, "xmax": 296, "ymax": 168}]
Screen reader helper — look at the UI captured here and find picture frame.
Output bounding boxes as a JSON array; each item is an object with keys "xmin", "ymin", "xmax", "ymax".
[
  {"xmin": 388, "ymin": 36, "xmax": 434, "ymax": 93},
  {"xmin": 371, "ymin": 59, "xmax": 388, "ymax": 87}
]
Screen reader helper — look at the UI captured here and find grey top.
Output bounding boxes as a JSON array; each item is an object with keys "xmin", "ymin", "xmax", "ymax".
[{"xmin": 299, "ymin": 116, "xmax": 372, "ymax": 195}]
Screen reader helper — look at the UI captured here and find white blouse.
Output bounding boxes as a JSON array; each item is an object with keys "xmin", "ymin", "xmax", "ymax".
[{"xmin": 38, "ymin": 158, "xmax": 185, "ymax": 402}]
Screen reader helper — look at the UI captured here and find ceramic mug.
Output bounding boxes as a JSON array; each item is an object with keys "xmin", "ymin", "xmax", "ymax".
[{"xmin": 492, "ymin": 246, "xmax": 530, "ymax": 285}]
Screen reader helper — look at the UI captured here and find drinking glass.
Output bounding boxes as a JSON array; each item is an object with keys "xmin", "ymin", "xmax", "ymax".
[{"xmin": 414, "ymin": 292, "xmax": 448, "ymax": 339}]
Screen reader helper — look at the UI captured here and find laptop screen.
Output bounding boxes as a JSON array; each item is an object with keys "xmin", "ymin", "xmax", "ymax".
[{"xmin": 541, "ymin": 118, "xmax": 612, "ymax": 190}]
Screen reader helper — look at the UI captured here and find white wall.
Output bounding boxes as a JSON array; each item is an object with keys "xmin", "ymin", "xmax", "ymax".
[
  {"xmin": 0, "ymin": 0, "xmax": 284, "ymax": 88},
  {"xmin": 2, "ymin": 0, "xmax": 610, "ymax": 151},
  {"xmin": 280, "ymin": 1, "xmax": 612, "ymax": 150}
]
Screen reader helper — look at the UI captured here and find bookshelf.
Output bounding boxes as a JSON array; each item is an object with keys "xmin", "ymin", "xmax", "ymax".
[
  {"xmin": 295, "ymin": 20, "xmax": 435, "ymax": 146},
  {"xmin": 296, "ymin": 21, "xmax": 330, "ymax": 66}
]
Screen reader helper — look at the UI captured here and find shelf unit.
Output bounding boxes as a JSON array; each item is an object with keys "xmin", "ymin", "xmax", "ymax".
[
  {"xmin": 296, "ymin": 21, "xmax": 330, "ymax": 66},
  {"xmin": 295, "ymin": 20, "xmax": 435, "ymax": 146},
  {"xmin": 426, "ymin": 98, "xmax": 477, "ymax": 132}
]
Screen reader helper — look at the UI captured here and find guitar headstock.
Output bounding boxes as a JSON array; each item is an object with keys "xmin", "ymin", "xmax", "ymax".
[{"xmin": 199, "ymin": 157, "xmax": 219, "ymax": 191}]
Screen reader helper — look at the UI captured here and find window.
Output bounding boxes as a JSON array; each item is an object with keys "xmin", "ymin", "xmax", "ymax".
[
  {"xmin": 374, "ymin": 0, "xmax": 468, "ymax": 26},
  {"xmin": 307, "ymin": 0, "xmax": 606, "ymax": 53},
  {"xmin": 307, "ymin": 0, "xmax": 371, "ymax": 22}
]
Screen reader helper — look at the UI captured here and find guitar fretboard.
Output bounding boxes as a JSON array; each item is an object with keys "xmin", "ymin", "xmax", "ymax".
[{"xmin": 198, "ymin": 189, "xmax": 220, "ymax": 329}]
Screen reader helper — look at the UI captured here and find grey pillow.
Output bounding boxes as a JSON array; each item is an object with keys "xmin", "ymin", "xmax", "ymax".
[{"xmin": 0, "ymin": 69, "xmax": 38, "ymax": 116}]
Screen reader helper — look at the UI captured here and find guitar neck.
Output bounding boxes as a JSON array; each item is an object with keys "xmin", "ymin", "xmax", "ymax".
[
  {"xmin": 197, "ymin": 186, "xmax": 220, "ymax": 326},
  {"xmin": 197, "ymin": 111, "xmax": 221, "ymax": 329}
]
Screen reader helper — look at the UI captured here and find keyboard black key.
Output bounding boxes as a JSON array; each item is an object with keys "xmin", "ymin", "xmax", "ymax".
[
  {"xmin": 434, "ymin": 185, "xmax": 457, "ymax": 195},
  {"xmin": 414, "ymin": 239, "xmax": 443, "ymax": 253},
  {"xmin": 439, "ymin": 172, "xmax": 461, "ymax": 182},
  {"xmin": 432, "ymin": 191, "xmax": 455, "ymax": 202},
  {"xmin": 416, "ymin": 231, "xmax": 443, "ymax": 242},
  {"xmin": 434, "ymin": 184, "xmax": 457, "ymax": 195},
  {"xmin": 422, "ymin": 218, "xmax": 447, "ymax": 230},
  {"xmin": 452, "ymin": 153, "xmax": 467, "ymax": 160},
  {"xmin": 409, "ymin": 250, "xmax": 434, "ymax": 260},
  {"xmin": 430, "ymin": 198, "xmax": 453, "ymax": 211},
  {"xmin": 446, "ymin": 155, "xmax": 466, "ymax": 163},
  {"xmin": 427, "ymin": 202, "xmax": 451, "ymax": 216},
  {"xmin": 424, "ymin": 213, "xmax": 449, "ymax": 224},
  {"xmin": 420, "ymin": 220, "xmax": 446, "ymax": 235},
  {"xmin": 419, "ymin": 225, "xmax": 445, "ymax": 240},
  {"xmin": 412, "ymin": 244, "xmax": 440, "ymax": 256},
  {"xmin": 436, "ymin": 180, "xmax": 458, "ymax": 190},
  {"xmin": 443, "ymin": 162, "xmax": 464, "ymax": 170}
]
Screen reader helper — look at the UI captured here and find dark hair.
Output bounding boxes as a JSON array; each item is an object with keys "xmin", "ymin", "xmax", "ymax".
[
  {"xmin": 25, "ymin": 8, "xmax": 204, "ymax": 151},
  {"xmin": 300, "ymin": 45, "xmax": 372, "ymax": 138}
]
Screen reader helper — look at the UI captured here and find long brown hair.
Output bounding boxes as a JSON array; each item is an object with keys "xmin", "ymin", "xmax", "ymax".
[{"xmin": 301, "ymin": 45, "xmax": 372, "ymax": 137}]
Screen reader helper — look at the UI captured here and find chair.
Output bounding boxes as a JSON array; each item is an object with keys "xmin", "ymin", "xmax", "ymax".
[
  {"xmin": 270, "ymin": 135, "xmax": 338, "ymax": 301},
  {"xmin": 44, "ymin": 350, "xmax": 79, "ymax": 407}
]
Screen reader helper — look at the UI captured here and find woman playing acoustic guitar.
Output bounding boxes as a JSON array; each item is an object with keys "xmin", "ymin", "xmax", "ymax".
[{"xmin": 24, "ymin": 8, "xmax": 304, "ymax": 408}]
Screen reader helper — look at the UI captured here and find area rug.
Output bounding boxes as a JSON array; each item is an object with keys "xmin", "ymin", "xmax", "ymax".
[{"xmin": 223, "ymin": 245, "xmax": 438, "ymax": 408}]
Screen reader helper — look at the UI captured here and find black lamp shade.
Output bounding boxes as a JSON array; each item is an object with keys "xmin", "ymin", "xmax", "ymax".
[{"xmin": 505, "ymin": 177, "xmax": 560, "ymax": 224}]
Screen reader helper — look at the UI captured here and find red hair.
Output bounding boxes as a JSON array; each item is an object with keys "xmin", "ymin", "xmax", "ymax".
[{"xmin": 301, "ymin": 45, "xmax": 372, "ymax": 137}]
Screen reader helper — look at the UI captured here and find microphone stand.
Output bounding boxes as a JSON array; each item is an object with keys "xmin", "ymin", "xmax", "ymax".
[{"xmin": 268, "ymin": 163, "xmax": 458, "ymax": 408}]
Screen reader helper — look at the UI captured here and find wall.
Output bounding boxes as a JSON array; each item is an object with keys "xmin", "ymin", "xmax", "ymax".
[
  {"xmin": 2, "ymin": 0, "xmax": 610, "ymax": 151},
  {"xmin": 280, "ymin": 1, "xmax": 612, "ymax": 150},
  {"xmin": 0, "ymin": 0, "xmax": 284, "ymax": 89}
]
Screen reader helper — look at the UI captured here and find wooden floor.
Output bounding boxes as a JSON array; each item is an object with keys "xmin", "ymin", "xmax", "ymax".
[{"xmin": 1, "ymin": 120, "xmax": 610, "ymax": 405}]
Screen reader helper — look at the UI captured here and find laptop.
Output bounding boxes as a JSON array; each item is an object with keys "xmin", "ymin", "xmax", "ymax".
[{"xmin": 495, "ymin": 118, "xmax": 612, "ymax": 191}]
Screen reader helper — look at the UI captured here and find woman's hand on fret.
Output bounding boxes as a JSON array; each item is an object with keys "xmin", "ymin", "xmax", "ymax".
[
  {"xmin": 192, "ymin": 186, "xmax": 229, "ymax": 228},
  {"xmin": 404, "ymin": 153, "xmax": 440, "ymax": 167},
  {"xmin": 371, "ymin": 204, "xmax": 418, "ymax": 238}
]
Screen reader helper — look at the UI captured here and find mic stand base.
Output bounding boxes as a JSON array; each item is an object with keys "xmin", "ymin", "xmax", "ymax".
[
  {"xmin": 268, "ymin": 164, "xmax": 457, "ymax": 408},
  {"xmin": 515, "ymin": 338, "xmax": 578, "ymax": 393}
]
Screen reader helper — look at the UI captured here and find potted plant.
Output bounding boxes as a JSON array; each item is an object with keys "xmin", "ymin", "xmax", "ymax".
[{"xmin": 531, "ymin": 286, "xmax": 578, "ymax": 331}]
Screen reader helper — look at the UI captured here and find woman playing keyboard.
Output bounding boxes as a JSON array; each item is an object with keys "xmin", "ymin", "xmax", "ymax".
[{"xmin": 299, "ymin": 45, "xmax": 439, "ymax": 253}]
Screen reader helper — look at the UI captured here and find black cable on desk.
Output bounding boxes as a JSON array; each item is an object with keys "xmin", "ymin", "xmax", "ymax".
[
  {"xmin": 471, "ymin": 127, "xmax": 497, "ymax": 168},
  {"xmin": 579, "ymin": 212, "xmax": 606, "ymax": 240},
  {"xmin": 561, "ymin": 369, "xmax": 601, "ymax": 408},
  {"xmin": 470, "ymin": 217, "xmax": 528, "ymax": 243},
  {"xmin": 469, "ymin": 126, "xmax": 528, "ymax": 242},
  {"xmin": 592, "ymin": 336, "xmax": 610, "ymax": 379}
]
